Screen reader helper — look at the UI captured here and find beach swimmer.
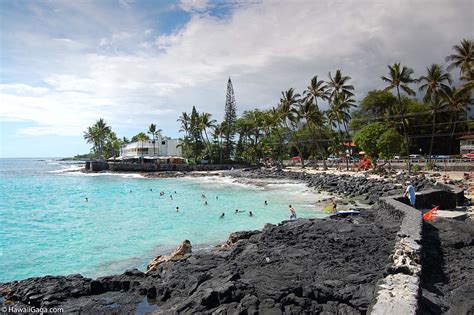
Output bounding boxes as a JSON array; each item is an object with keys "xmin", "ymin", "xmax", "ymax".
[
  {"xmin": 249, "ymin": 211, "xmax": 253, "ymax": 217},
  {"xmin": 403, "ymin": 181, "xmax": 416, "ymax": 207},
  {"xmin": 130, "ymin": 190, "xmax": 133, "ymax": 193},
  {"xmin": 220, "ymin": 213, "xmax": 225, "ymax": 219},
  {"xmin": 201, "ymin": 193, "xmax": 206, "ymax": 199},
  {"xmin": 216, "ymin": 196, "xmax": 219, "ymax": 200},
  {"xmin": 264, "ymin": 200, "xmax": 268, "ymax": 206},
  {"xmin": 204, "ymin": 201, "xmax": 208, "ymax": 206},
  {"xmin": 289, "ymin": 205, "xmax": 297, "ymax": 220},
  {"xmin": 150, "ymin": 189, "xmax": 153, "ymax": 192},
  {"xmin": 176, "ymin": 206, "xmax": 179, "ymax": 212},
  {"xmin": 170, "ymin": 195, "xmax": 173, "ymax": 200},
  {"xmin": 235, "ymin": 209, "xmax": 245, "ymax": 214},
  {"xmin": 85, "ymin": 197, "xmax": 88, "ymax": 202}
]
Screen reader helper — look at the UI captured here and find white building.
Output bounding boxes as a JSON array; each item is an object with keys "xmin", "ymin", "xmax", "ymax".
[
  {"xmin": 119, "ymin": 136, "xmax": 182, "ymax": 158},
  {"xmin": 460, "ymin": 134, "xmax": 474, "ymax": 155}
]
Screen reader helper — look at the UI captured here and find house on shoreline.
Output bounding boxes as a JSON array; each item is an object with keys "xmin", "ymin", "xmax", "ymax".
[{"xmin": 118, "ymin": 137, "xmax": 183, "ymax": 162}]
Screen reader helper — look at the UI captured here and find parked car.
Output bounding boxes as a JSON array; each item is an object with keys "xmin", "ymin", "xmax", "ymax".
[
  {"xmin": 327, "ymin": 156, "xmax": 342, "ymax": 162},
  {"xmin": 431, "ymin": 155, "xmax": 451, "ymax": 160},
  {"xmin": 462, "ymin": 153, "xmax": 474, "ymax": 160},
  {"xmin": 393, "ymin": 155, "xmax": 401, "ymax": 160},
  {"xmin": 409, "ymin": 154, "xmax": 423, "ymax": 161}
]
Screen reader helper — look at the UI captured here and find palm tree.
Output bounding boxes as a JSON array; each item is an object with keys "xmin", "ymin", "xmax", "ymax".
[
  {"xmin": 278, "ymin": 88, "xmax": 305, "ymax": 167},
  {"xmin": 328, "ymin": 70, "xmax": 355, "ymax": 100},
  {"xmin": 446, "ymin": 39, "xmax": 473, "ymax": 75},
  {"xmin": 147, "ymin": 123, "xmax": 162, "ymax": 156},
  {"xmin": 328, "ymin": 92, "xmax": 356, "ymax": 135},
  {"xmin": 83, "ymin": 118, "xmax": 111, "ymax": 159},
  {"xmin": 303, "ymin": 75, "xmax": 330, "ymax": 108},
  {"xmin": 444, "ymin": 86, "xmax": 474, "ymax": 153},
  {"xmin": 212, "ymin": 123, "xmax": 224, "ymax": 164},
  {"xmin": 135, "ymin": 132, "xmax": 149, "ymax": 160},
  {"xmin": 429, "ymin": 96, "xmax": 448, "ymax": 160},
  {"xmin": 418, "ymin": 64, "xmax": 451, "ymax": 161},
  {"xmin": 298, "ymin": 100, "xmax": 324, "ymax": 168},
  {"xmin": 198, "ymin": 112, "xmax": 216, "ymax": 163},
  {"xmin": 419, "ymin": 64, "xmax": 452, "ymax": 103},
  {"xmin": 381, "ymin": 63, "xmax": 416, "ymax": 171},
  {"xmin": 177, "ymin": 112, "xmax": 191, "ymax": 138}
]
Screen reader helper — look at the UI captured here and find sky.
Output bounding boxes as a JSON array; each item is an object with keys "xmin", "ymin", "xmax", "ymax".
[{"xmin": 0, "ymin": 0, "xmax": 473, "ymax": 157}]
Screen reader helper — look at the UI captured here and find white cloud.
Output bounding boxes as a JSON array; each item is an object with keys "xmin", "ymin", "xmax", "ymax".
[
  {"xmin": 0, "ymin": 84, "xmax": 49, "ymax": 95},
  {"xmin": 1, "ymin": 0, "xmax": 472, "ymax": 139},
  {"xmin": 179, "ymin": 0, "xmax": 211, "ymax": 12}
]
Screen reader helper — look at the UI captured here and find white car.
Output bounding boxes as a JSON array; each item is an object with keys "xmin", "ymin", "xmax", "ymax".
[{"xmin": 409, "ymin": 154, "xmax": 423, "ymax": 161}]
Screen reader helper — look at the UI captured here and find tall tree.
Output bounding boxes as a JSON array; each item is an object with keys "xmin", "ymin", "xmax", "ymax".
[
  {"xmin": 190, "ymin": 106, "xmax": 203, "ymax": 163},
  {"xmin": 298, "ymin": 99, "xmax": 324, "ymax": 168},
  {"xmin": 223, "ymin": 77, "xmax": 237, "ymax": 161},
  {"xmin": 328, "ymin": 70, "xmax": 355, "ymax": 100},
  {"xmin": 83, "ymin": 118, "xmax": 111, "ymax": 159},
  {"xmin": 446, "ymin": 39, "xmax": 474, "ymax": 76},
  {"xmin": 198, "ymin": 112, "xmax": 216, "ymax": 163},
  {"xmin": 278, "ymin": 88, "xmax": 305, "ymax": 167},
  {"xmin": 147, "ymin": 123, "xmax": 162, "ymax": 156},
  {"xmin": 381, "ymin": 63, "xmax": 416, "ymax": 171},
  {"xmin": 418, "ymin": 64, "xmax": 451, "ymax": 161},
  {"xmin": 303, "ymin": 75, "xmax": 330, "ymax": 108},
  {"xmin": 135, "ymin": 132, "xmax": 149, "ymax": 159}
]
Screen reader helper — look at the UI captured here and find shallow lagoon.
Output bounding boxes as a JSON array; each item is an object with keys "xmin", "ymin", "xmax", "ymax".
[{"xmin": 0, "ymin": 159, "xmax": 331, "ymax": 282}]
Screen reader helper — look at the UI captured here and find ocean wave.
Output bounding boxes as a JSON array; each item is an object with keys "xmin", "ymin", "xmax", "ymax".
[
  {"xmin": 48, "ymin": 165, "xmax": 84, "ymax": 173},
  {"xmin": 57, "ymin": 171, "xmax": 146, "ymax": 179},
  {"xmin": 182, "ymin": 176, "xmax": 265, "ymax": 190}
]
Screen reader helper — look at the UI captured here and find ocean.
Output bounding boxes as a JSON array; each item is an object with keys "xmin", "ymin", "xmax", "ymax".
[{"xmin": 0, "ymin": 158, "xmax": 331, "ymax": 282}]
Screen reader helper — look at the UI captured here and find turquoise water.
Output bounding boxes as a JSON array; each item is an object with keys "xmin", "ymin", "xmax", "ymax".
[{"xmin": 0, "ymin": 159, "xmax": 330, "ymax": 282}]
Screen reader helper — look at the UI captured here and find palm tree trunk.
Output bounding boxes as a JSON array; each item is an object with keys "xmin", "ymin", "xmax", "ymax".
[
  {"xmin": 396, "ymin": 86, "xmax": 411, "ymax": 173},
  {"xmin": 203, "ymin": 130, "xmax": 213, "ymax": 164},
  {"xmin": 448, "ymin": 112, "xmax": 458, "ymax": 154},
  {"xmin": 428, "ymin": 108, "xmax": 436, "ymax": 163}
]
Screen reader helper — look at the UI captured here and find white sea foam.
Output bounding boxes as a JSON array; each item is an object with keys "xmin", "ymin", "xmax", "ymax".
[
  {"xmin": 49, "ymin": 165, "xmax": 84, "ymax": 173},
  {"xmin": 182, "ymin": 176, "xmax": 265, "ymax": 190},
  {"xmin": 53, "ymin": 169, "xmax": 146, "ymax": 179}
]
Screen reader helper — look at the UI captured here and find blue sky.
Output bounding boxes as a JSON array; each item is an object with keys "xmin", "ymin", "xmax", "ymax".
[{"xmin": 0, "ymin": 0, "xmax": 473, "ymax": 157}]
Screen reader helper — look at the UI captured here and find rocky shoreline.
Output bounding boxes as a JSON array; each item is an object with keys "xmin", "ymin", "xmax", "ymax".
[
  {"xmin": 1, "ymin": 210, "xmax": 400, "ymax": 314},
  {"xmin": 0, "ymin": 168, "xmax": 462, "ymax": 314}
]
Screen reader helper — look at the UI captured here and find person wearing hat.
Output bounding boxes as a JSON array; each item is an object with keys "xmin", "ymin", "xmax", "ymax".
[{"xmin": 403, "ymin": 181, "xmax": 416, "ymax": 207}]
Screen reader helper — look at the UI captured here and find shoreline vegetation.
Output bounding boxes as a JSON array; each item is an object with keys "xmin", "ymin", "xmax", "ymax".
[
  {"xmin": 2, "ymin": 168, "xmax": 473, "ymax": 313},
  {"xmin": 81, "ymin": 39, "xmax": 473, "ymax": 174}
]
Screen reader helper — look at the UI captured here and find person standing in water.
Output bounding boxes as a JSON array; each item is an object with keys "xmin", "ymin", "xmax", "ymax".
[
  {"xmin": 332, "ymin": 199, "xmax": 337, "ymax": 214},
  {"xmin": 403, "ymin": 181, "xmax": 416, "ymax": 207},
  {"xmin": 85, "ymin": 197, "xmax": 88, "ymax": 202},
  {"xmin": 264, "ymin": 200, "xmax": 268, "ymax": 206},
  {"xmin": 249, "ymin": 211, "xmax": 253, "ymax": 217},
  {"xmin": 176, "ymin": 206, "xmax": 179, "ymax": 212},
  {"xmin": 220, "ymin": 213, "xmax": 225, "ymax": 219},
  {"xmin": 289, "ymin": 205, "xmax": 297, "ymax": 220}
]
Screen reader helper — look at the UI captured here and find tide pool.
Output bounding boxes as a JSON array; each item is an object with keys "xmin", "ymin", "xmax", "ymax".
[{"xmin": 0, "ymin": 159, "xmax": 331, "ymax": 282}]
